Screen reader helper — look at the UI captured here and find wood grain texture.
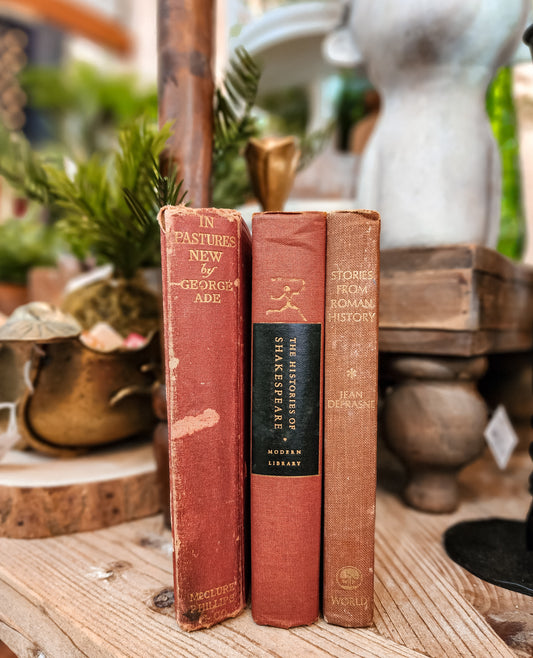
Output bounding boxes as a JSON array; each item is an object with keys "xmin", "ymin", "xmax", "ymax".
[
  {"xmin": 157, "ymin": 0, "xmax": 214, "ymax": 207},
  {"xmin": 0, "ymin": 452, "xmax": 529, "ymax": 656},
  {"xmin": 380, "ymin": 244, "xmax": 533, "ymax": 356},
  {"xmin": 0, "ymin": 440, "xmax": 160, "ymax": 538},
  {"xmin": 323, "ymin": 210, "xmax": 380, "ymax": 626},
  {"xmin": 379, "ymin": 328, "xmax": 533, "ymax": 357}
]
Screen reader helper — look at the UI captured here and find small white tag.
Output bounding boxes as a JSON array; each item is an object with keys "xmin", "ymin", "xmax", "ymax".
[
  {"xmin": 484, "ymin": 405, "xmax": 519, "ymax": 470},
  {"xmin": 0, "ymin": 402, "xmax": 21, "ymax": 461}
]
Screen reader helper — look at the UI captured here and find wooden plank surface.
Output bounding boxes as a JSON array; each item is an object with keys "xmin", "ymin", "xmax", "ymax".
[
  {"xmin": 0, "ymin": 450, "xmax": 530, "ymax": 657},
  {"xmin": 379, "ymin": 327, "xmax": 533, "ymax": 357}
]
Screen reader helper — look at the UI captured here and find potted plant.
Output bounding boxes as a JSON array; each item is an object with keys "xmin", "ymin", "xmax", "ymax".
[
  {"xmin": 0, "ymin": 48, "xmax": 262, "ymax": 335},
  {"xmin": 0, "ymin": 49, "xmax": 262, "ymax": 455},
  {"xmin": 0, "ymin": 118, "xmax": 185, "ymax": 336},
  {"xmin": 0, "ymin": 119, "xmax": 186, "ymax": 454}
]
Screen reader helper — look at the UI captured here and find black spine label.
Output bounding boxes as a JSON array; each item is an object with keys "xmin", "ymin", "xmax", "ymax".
[{"xmin": 252, "ymin": 323, "xmax": 321, "ymax": 476}]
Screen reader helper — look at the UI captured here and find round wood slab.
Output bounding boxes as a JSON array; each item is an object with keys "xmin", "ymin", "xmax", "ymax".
[{"xmin": 0, "ymin": 438, "xmax": 160, "ymax": 538}]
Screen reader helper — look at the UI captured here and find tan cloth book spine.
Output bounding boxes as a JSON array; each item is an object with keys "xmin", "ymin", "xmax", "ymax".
[{"xmin": 323, "ymin": 210, "xmax": 381, "ymax": 627}]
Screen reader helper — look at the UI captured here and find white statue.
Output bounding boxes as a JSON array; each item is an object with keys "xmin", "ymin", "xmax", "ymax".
[{"xmin": 324, "ymin": 0, "xmax": 530, "ymax": 249}]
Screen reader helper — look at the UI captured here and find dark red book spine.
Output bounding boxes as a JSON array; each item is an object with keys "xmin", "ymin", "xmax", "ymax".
[
  {"xmin": 251, "ymin": 211, "xmax": 326, "ymax": 628},
  {"xmin": 323, "ymin": 210, "xmax": 380, "ymax": 627},
  {"xmin": 159, "ymin": 206, "xmax": 250, "ymax": 631}
]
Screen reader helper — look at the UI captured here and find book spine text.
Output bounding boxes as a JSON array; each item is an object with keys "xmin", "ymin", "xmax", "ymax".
[
  {"xmin": 323, "ymin": 209, "xmax": 380, "ymax": 627},
  {"xmin": 159, "ymin": 206, "xmax": 250, "ymax": 631},
  {"xmin": 251, "ymin": 211, "xmax": 326, "ymax": 628}
]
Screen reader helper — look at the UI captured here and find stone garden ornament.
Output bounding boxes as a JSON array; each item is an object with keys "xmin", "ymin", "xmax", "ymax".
[{"xmin": 324, "ymin": 0, "xmax": 530, "ymax": 249}]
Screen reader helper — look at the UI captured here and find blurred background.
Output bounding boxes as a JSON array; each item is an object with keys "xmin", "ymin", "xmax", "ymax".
[
  {"xmin": 0, "ymin": 3, "xmax": 531, "ymax": 654},
  {"xmin": 0, "ymin": 0, "xmax": 530, "ymax": 305}
]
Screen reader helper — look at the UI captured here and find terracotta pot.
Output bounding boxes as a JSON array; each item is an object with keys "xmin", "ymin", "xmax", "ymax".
[{"xmin": 0, "ymin": 282, "xmax": 28, "ymax": 315}]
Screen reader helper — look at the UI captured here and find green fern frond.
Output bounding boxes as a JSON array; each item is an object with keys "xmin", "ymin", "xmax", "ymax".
[
  {"xmin": 0, "ymin": 47, "xmax": 262, "ymax": 275},
  {"xmin": 0, "ymin": 125, "xmax": 56, "ymax": 207},
  {"xmin": 123, "ymin": 156, "xmax": 188, "ymax": 229},
  {"xmin": 49, "ymin": 118, "xmax": 183, "ymax": 278},
  {"xmin": 212, "ymin": 47, "xmax": 261, "ymax": 207},
  {"xmin": 213, "ymin": 46, "xmax": 261, "ymax": 153}
]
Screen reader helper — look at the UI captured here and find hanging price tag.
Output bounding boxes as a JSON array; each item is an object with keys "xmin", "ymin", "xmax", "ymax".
[
  {"xmin": 483, "ymin": 405, "xmax": 519, "ymax": 470},
  {"xmin": 0, "ymin": 402, "xmax": 20, "ymax": 461}
]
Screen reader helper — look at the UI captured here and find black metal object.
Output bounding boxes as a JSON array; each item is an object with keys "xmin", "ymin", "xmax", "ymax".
[
  {"xmin": 444, "ymin": 25, "xmax": 533, "ymax": 591},
  {"xmin": 444, "ymin": 519, "xmax": 533, "ymax": 596},
  {"xmin": 523, "ymin": 23, "xmax": 533, "ymax": 58}
]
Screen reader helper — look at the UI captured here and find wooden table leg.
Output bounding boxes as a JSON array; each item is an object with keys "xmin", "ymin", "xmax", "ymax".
[{"xmin": 381, "ymin": 355, "xmax": 488, "ymax": 513}]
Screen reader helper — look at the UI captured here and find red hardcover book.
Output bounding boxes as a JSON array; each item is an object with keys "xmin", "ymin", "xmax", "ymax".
[
  {"xmin": 251, "ymin": 211, "xmax": 326, "ymax": 628},
  {"xmin": 158, "ymin": 205, "xmax": 251, "ymax": 631},
  {"xmin": 323, "ymin": 210, "xmax": 380, "ymax": 627}
]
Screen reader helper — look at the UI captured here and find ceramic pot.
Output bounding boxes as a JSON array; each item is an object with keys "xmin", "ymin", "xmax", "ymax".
[{"xmin": 324, "ymin": 0, "xmax": 529, "ymax": 249}]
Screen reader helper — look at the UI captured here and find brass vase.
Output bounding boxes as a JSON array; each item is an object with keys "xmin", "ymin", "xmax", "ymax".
[
  {"xmin": 17, "ymin": 333, "xmax": 160, "ymax": 456},
  {"xmin": 245, "ymin": 136, "xmax": 300, "ymax": 211},
  {"xmin": 0, "ymin": 302, "xmax": 159, "ymax": 456}
]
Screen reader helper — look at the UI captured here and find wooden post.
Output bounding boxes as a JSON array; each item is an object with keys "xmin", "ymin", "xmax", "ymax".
[
  {"xmin": 382, "ymin": 355, "xmax": 489, "ymax": 513},
  {"xmin": 157, "ymin": 0, "xmax": 215, "ymax": 207},
  {"xmin": 155, "ymin": 0, "xmax": 215, "ymax": 524}
]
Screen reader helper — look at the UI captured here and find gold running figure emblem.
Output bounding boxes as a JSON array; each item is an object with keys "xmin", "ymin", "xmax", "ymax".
[{"xmin": 266, "ymin": 278, "xmax": 307, "ymax": 321}]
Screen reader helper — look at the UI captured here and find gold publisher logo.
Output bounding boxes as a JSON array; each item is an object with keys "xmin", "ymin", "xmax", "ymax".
[
  {"xmin": 266, "ymin": 277, "xmax": 307, "ymax": 321},
  {"xmin": 336, "ymin": 566, "xmax": 362, "ymax": 590}
]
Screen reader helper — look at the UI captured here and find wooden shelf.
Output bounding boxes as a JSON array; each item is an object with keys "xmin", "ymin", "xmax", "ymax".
[
  {"xmin": 0, "ymin": 449, "xmax": 530, "ymax": 656},
  {"xmin": 380, "ymin": 244, "xmax": 533, "ymax": 356}
]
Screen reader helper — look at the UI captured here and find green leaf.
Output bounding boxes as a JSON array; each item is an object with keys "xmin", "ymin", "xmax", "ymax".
[
  {"xmin": 0, "ymin": 215, "xmax": 60, "ymax": 284},
  {"xmin": 212, "ymin": 47, "xmax": 261, "ymax": 207}
]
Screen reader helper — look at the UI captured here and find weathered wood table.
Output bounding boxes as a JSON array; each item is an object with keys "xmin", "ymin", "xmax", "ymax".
[
  {"xmin": 0, "ymin": 243, "xmax": 531, "ymax": 656},
  {"xmin": 0, "ymin": 450, "xmax": 530, "ymax": 657},
  {"xmin": 379, "ymin": 244, "xmax": 533, "ymax": 512}
]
